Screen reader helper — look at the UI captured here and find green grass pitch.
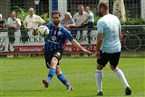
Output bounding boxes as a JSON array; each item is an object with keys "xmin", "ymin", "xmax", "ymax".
[{"xmin": 0, "ymin": 57, "xmax": 144, "ymax": 97}]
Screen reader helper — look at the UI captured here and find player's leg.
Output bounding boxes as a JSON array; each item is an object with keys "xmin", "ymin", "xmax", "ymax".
[
  {"xmin": 96, "ymin": 64, "xmax": 103, "ymax": 96},
  {"xmin": 42, "ymin": 56, "xmax": 58, "ymax": 88},
  {"xmin": 47, "ymin": 57, "xmax": 58, "ymax": 81},
  {"xmin": 109, "ymin": 52, "xmax": 131, "ymax": 95},
  {"xmin": 96, "ymin": 51, "xmax": 109, "ymax": 96},
  {"xmin": 43, "ymin": 50, "xmax": 63, "ymax": 88},
  {"xmin": 42, "ymin": 51, "xmax": 57, "ymax": 88},
  {"xmin": 56, "ymin": 66, "xmax": 73, "ymax": 91}
]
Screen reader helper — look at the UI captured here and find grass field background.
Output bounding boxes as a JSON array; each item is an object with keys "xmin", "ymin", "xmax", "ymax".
[{"xmin": 0, "ymin": 56, "xmax": 145, "ymax": 97}]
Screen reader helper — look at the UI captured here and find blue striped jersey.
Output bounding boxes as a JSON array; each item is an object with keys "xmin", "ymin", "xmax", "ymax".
[{"xmin": 44, "ymin": 23, "xmax": 73, "ymax": 51}]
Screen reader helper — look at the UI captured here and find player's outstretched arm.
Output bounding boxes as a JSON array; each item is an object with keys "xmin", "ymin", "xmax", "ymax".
[{"xmin": 71, "ymin": 39, "xmax": 91, "ymax": 55}]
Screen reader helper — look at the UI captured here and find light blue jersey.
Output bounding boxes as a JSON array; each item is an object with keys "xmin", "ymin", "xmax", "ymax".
[
  {"xmin": 97, "ymin": 14, "xmax": 121, "ymax": 53},
  {"xmin": 86, "ymin": 12, "xmax": 94, "ymax": 23}
]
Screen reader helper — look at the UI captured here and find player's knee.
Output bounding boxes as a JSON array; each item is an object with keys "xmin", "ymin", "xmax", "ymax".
[
  {"xmin": 56, "ymin": 66, "xmax": 62, "ymax": 75},
  {"xmin": 50, "ymin": 57, "xmax": 58, "ymax": 66},
  {"xmin": 110, "ymin": 65, "xmax": 117, "ymax": 71},
  {"xmin": 96, "ymin": 64, "xmax": 103, "ymax": 70}
]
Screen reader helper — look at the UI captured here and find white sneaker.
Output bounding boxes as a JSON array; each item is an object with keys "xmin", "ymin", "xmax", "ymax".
[{"xmin": 67, "ymin": 86, "xmax": 74, "ymax": 91}]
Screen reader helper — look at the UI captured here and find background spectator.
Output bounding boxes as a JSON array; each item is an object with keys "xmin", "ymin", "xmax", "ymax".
[
  {"xmin": 61, "ymin": 12, "xmax": 75, "ymax": 30},
  {"xmin": 0, "ymin": 14, "xmax": 7, "ymax": 51},
  {"xmin": 23, "ymin": 7, "xmax": 45, "ymax": 42},
  {"xmin": 79, "ymin": 6, "xmax": 94, "ymax": 44},
  {"xmin": 7, "ymin": 10, "xmax": 21, "ymax": 52},
  {"xmin": 0, "ymin": 14, "xmax": 6, "ymax": 30},
  {"xmin": 72, "ymin": 5, "xmax": 88, "ymax": 41}
]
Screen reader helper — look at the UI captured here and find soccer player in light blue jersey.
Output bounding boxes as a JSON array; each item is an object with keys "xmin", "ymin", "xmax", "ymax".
[
  {"xmin": 33, "ymin": 11, "xmax": 91, "ymax": 91},
  {"xmin": 95, "ymin": 2, "xmax": 131, "ymax": 96}
]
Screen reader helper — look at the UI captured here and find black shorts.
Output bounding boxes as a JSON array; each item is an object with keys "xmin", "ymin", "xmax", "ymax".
[
  {"xmin": 44, "ymin": 49, "xmax": 62, "ymax": 68},
  {"xmin": 97, "ymin": 50, "xmax": 121, "ymax": 67}
]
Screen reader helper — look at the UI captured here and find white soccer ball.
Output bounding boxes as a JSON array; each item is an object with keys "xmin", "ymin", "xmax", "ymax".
[{"xmin": 38, "ymin": 25, "xmax": 49, "ymax": 36}]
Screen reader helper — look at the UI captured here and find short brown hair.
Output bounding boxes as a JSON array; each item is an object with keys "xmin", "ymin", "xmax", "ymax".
[
  {"xmin": 78, "ymin": 5, "xmax": 84, "ymax": 9},
  {"xmin": 51, "ymin": 11, "xmax": 61, "ymax": 17},
  {"xmin": 98, "ymin": 2, "xmax": 108, "ymax": 10}
]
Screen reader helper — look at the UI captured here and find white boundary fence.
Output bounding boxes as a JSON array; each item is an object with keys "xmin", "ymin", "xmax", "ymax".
[{"xmin": 0, "ymin": 25, "xmax": 145, "ymax": 55}]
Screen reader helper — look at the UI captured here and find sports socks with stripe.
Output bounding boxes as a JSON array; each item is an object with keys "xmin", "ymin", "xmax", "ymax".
[
  {"xmin": 57, "ymin": 74, "xmax": 70, "ymax": 88},
  {"xmin": 47, "ymin": 68, "xmax": 56, "ymax": 83}
]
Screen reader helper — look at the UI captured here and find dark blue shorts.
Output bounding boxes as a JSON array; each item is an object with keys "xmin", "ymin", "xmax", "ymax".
[
  {"xmin": 97, "ymin": 50, "xmax": 121, "ymax": 67},
  {"xmin": 44, "ymin": 49, "xmax": 62, "ymax": 68}
]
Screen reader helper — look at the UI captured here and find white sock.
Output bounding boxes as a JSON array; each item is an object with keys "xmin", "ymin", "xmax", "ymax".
[
  {"xmin": 114, "ymin": 68, "xmax": 130, "ymax": 88},
  {"xmin": 95, "ymin": 70, "xmax": 103, "ymax": 92}
]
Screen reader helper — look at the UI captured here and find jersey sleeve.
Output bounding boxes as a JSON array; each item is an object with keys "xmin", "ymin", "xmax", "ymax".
[
  {"xmin": 97, "ymin": 20, "xmax": 104, "ymax": 33},
  {"xmin": 45, "ymin": 23, "xmax": 51, "ymax": 29},
  {"xmin": 63, "ymin": 27, "xmax": 73, "ymax": 42}
]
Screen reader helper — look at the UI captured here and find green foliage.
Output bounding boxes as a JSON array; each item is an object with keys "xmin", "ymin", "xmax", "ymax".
[
  {"xmin": 40, "ymin": 13, "xmax": 49, "ymax": 23},
  {"xmin": 94, "ymin": 16, "xmax": 145, "ymax": 26},
  {"xmin": 121, "ymin": 18, "xmax": 145, "ymax": 35},
  {"xmin": 12, "ymin": 6, "xmax": 28, "ymax": 23},
  {"xmin": 121, "ymin": 18, "xmax": 145, "ymax": 25},
  {"xmin": 12, "ymin": 6, "xmax": 49, "ymax": 23},
  {"xmin": 94, "ymin": 15, "xmax": 100, "ymax": 25}
]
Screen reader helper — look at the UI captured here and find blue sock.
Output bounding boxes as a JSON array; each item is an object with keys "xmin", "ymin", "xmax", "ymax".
[
  {"xmin": 57, "ymin": 74, "xmax": 70, "ymax": 88},
  {"xmin": 47, "ymin": 68, "xmax": 56, "ymax": 83}
]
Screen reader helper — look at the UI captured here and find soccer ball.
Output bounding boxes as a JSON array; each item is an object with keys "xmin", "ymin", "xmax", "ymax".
[{"xmin": 38, "ymin": 25, "xmax": 49, "ymax": 36}]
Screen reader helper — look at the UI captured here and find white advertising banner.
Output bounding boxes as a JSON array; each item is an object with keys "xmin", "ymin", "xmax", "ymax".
[{"xmin": 0, "ymin": 31, "xmax": 44, "ymax": 54}]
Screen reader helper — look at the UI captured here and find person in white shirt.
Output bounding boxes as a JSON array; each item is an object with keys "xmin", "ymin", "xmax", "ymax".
[
  {"xmin": 79, "ymin": 6, "xmax": 94, "ymax": 44},
  {"xmin": 0, "ymin": 14, "xmax": 7, "ymax": 51},
  {"xmin": 0, "ymin": 14, "xmax": 6, "ymax": 30},
  {"xmin": 23, "ymin": 7, "xmax": 45, "ymax": 42},
  {"xmin": 7, "ymin": 10, "xmax": 21, "ymax": 52},
  {"xmin": 71, "ymin": 5, "xmax": 88, "ymax": 41}
]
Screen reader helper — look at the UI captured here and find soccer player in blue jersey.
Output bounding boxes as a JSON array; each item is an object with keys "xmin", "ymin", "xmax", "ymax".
[
  {"xmin": 33, "ymin": 11, "xmax": 91, "ymax": 91},
  {"xmin": 95, "ymin": 2, "xmax": 131, "ymax": 96}
]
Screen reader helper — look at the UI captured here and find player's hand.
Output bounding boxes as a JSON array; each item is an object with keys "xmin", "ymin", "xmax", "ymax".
[
  {"xmin": 96, "ymin": 51, "xmax": 100, "ymax": 59},
  {"xmin": 83, "ymin": 48, "xmax": 92, "ymax": 55},
  {"xmin": 32, "ymin": 28, "xmax": 38, "ymax": 36}
]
